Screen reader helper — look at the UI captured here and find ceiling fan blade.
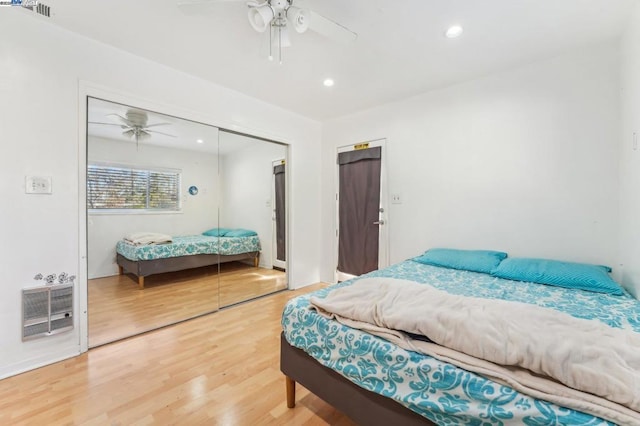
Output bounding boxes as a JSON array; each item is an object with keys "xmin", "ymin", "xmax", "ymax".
[
  {"xmin": 138, "ymin": 130, "xmax": 152, "ymax": 140},
  {"xmin": 147, "ymin": 129, "xmax": 177, "ymax": 138},
  {"xmin": 88, "ymin": 121, "xmax": 124, "ymax": 127},
  {"xmin": 307, "ymin": 10, "xmax": 357, "ymax": 44},
  {"xmin": 144, "ymin": 122, "xmax": 172, "ymax": 128},
  {"xmin": 107, "ymin": 113, "xmax": 134, "ymax": 127},
  {"xmin": 177, "ymin": 0, "xmax": 247, "ymax": 15}
]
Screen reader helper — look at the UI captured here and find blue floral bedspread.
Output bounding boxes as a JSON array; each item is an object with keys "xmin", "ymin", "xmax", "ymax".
[
  {"xmin": 116, "ymin": 235, "xmax": 261, "ymax": 261},
  {"xmin": 282, "ymin": 260, "xmax": 640, "ymax": 425}
]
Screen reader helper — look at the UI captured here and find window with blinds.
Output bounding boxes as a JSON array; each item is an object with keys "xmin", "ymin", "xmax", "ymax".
[{"xmin": 87, "ymin": 164, "xmax": 181, "ymax": 212}]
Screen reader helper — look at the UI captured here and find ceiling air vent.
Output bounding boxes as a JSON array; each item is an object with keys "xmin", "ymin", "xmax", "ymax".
[
  {"xmin": 35, "ymin": 2, "xmax": 50, "ymax": 17},
  {"xmin": 21, "ymin": 2, "xmax": 50, "ymax": 17}
]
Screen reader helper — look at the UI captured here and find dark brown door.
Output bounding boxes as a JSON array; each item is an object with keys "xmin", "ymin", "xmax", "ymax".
[
  {"xmin": 337, "ymin": 146, "xmax": 382, "ymax": 276},
  {"xmin": 273, "ymin": 163, "xmax": 286, "ymax": 263}
]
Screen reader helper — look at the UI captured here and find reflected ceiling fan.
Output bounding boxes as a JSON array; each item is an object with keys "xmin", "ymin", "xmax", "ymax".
[
  {"xmin": 89, "ymin": 109, "xmax": 176, "ymax": 148},
  {"xmin": 177, "ymin": 0, "xmax": 357, "ymax": 63}
]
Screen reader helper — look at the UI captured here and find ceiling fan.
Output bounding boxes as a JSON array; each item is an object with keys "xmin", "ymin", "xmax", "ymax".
[
  {"xmin": 89, "ymin": 109, "xmax": 176, "ymax": 148},
  {"xmin": 177, "ymin": 0, "xmax": 357, "ymax": 63}
]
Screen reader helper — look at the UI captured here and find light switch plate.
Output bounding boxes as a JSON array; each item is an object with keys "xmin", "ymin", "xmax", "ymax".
[{"xmin": 25, "ymin": 176, "xmax": 52, "ymax": 194}]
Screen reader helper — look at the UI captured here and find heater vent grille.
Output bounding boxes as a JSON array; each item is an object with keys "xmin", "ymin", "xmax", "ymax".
[
  {"xmin": 23, "ymin": 321, "xmax": 49, "ymax": 338},
  {"xmin": 22, "ymin": 283, "xmax": 73, "ymax": 340},
  {"xmin": 51, "ymin": 286, "xmax": 72, "ymax": 314},
  {"xmin": 23, "ymin": 290, "xmax": 49, "ymax": 323}
]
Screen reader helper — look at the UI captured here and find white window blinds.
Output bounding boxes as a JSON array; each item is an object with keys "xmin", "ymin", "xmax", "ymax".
[{"xmin": 87, "ymin": 164, "xmax": 181, "ymax": 211}]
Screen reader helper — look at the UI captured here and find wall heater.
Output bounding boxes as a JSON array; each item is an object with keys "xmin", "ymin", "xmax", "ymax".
[{"xmin": 22, "ymin": 283, "xmax": 73, "ymax": 341}]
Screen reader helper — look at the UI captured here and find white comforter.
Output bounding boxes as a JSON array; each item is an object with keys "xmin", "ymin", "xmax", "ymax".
[
  {"xmin": 124, "ymin": 232, "xmax": 173, "ymax": 246},
  {"xmin": 310, "ymin": 277, "xmax": 640, "ymax": 425}
]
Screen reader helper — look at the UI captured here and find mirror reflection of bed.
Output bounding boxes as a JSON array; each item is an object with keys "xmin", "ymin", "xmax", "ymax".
[{"xmin": 86, "ymin": 98, "xmax": 288, "ymax": 348}]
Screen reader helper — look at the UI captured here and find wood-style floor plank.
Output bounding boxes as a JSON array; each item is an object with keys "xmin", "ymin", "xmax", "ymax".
[
  {"xmin": 0, "ymin": 284, "xmax": 355, "ymax": 425},
  {"xmin": 89, "ymin": 262, "xmax": 287, "ymax": 347}
]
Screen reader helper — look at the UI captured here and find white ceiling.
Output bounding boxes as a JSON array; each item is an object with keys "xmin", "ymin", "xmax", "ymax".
[{"xmin": 39, "ymin": 0, "xmax": 637, "ymax": 120}]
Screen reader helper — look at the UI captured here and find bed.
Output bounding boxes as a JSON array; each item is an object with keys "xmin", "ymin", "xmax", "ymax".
[
  {"xmin": 280, "ymin": 255, "xmax": 640, "ymax": 425},
  {"xmin": 116, "ymin": 234, "xmax": 261, "ymax": 288}
]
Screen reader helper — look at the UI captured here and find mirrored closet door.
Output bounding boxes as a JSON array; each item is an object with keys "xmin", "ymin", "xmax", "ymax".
[
  {"xmin": 217, "ymin": 130, "xmax": 288, "ymax": 307},
  {"xmin": 86, "ymin": 98, "xmax": 289, "ymax": 347},
  {"xmin": 86, "ymin": 97, "xmax": 221, "ymax": 347}
]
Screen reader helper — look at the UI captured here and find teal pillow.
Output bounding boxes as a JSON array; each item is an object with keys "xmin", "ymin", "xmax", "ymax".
[
  {"xmin": 413, "ymin": 248, "xmax": 507, "ymax": 274},
  {"xmin": 224, "ymin": 228, "xmax": 257, "ymax": 237},
  {"xmin": 202, "ymin": 228, "xmax": 232, "ymax": 237},
  {"xmin": 492, "ymin": 258, "xmax": 623, "ymax": 295}
]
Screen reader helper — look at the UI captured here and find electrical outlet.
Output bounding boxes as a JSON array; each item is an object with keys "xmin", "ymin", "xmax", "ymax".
[
  {"xmin": 25, "ymin": 176, "xmax": 52, "ymax": 194},
  {"xmin": 391, "ymin": 194, "xmax": 402, "ymax": 204}
]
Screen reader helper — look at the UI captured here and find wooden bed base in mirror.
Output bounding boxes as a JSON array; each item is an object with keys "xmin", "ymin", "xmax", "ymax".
[
  {"xmin": 117, "ymin": 252, "xmax": 260, "ymax": 289},
  {"xmin": 280, "ymin": 333, "xmax": 435, "ymax": 425}
]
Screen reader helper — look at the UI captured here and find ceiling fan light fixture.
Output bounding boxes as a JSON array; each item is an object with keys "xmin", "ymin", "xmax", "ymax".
[
  {"xmin": 286, "ymin": 6, "xmax": 309, "ymax": 33},
  {"xmin": 248, "ymin": 4, "xmax": 274, "ymax": 33},
  {"xmin": 214, "ymin": 0, "xmax": 357, "ymax": 63}
]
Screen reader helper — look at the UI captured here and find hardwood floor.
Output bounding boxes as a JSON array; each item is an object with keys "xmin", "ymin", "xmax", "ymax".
[
  {"xmin": 218, "ymin": 262, "xmax": 287, "ymax": 308},
  {"xmin": 89, "ymin": 262, "xmax": 287, "ymax": 347},
  {"xmin": 0, "ymin": 284, "xmax": 356, "ymax": 425}
]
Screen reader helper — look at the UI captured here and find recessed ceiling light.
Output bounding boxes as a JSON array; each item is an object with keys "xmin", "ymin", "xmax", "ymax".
[
  {"xmin": 196, "ymin": 139, "xmax": 204, "ymax": 144},
  {"xmin": 323, "ymin": 78, "xmax": 335, "ymax": 87},
  {"xmin": 445, "ymin": 25, "xmax": 463, "ymax": 38}
]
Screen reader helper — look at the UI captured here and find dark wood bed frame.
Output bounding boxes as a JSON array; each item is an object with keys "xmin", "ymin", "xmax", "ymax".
[
  {"xmin": 280, "ymin": 333, "xmax": 435, "ymax": 425},
  {"xmin": 116, "ymin": 251, "xmax": 260, "ymax": 289}
]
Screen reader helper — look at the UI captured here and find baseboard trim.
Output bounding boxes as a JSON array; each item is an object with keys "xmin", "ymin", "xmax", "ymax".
[{"xmin": 0, "ymin": 347, "xmax": 80, "ymax": 380}]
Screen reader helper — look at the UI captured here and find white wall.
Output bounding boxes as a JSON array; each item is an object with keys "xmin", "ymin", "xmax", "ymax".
[
  {"xmin": 321, "ymin": 43, "xmax": 621, "ymax": 284},
  {"xmin": 87, "ymin": 137, "xmax": 219, "ymax": 279},
  {"xmin": 618, "ymin": 4, "xmax": 640, "ymax": 298},
  {"xmin": 219, "ymin": 136, "xmax": 286, "ymax": 269},
  {"xmin": 0, "ymin": 12, "xmax": 321, "ymax": 379}
]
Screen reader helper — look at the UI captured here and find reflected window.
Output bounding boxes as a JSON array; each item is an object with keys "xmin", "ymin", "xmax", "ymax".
[{"xmin": 87, "ymin": 163, "xmax": 181, "ymax": 212}]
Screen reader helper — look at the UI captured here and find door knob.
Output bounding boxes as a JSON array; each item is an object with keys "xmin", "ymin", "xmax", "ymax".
[{"xmin": 373, "ymin": 220, "xmax": 385, "ymax": 225}]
